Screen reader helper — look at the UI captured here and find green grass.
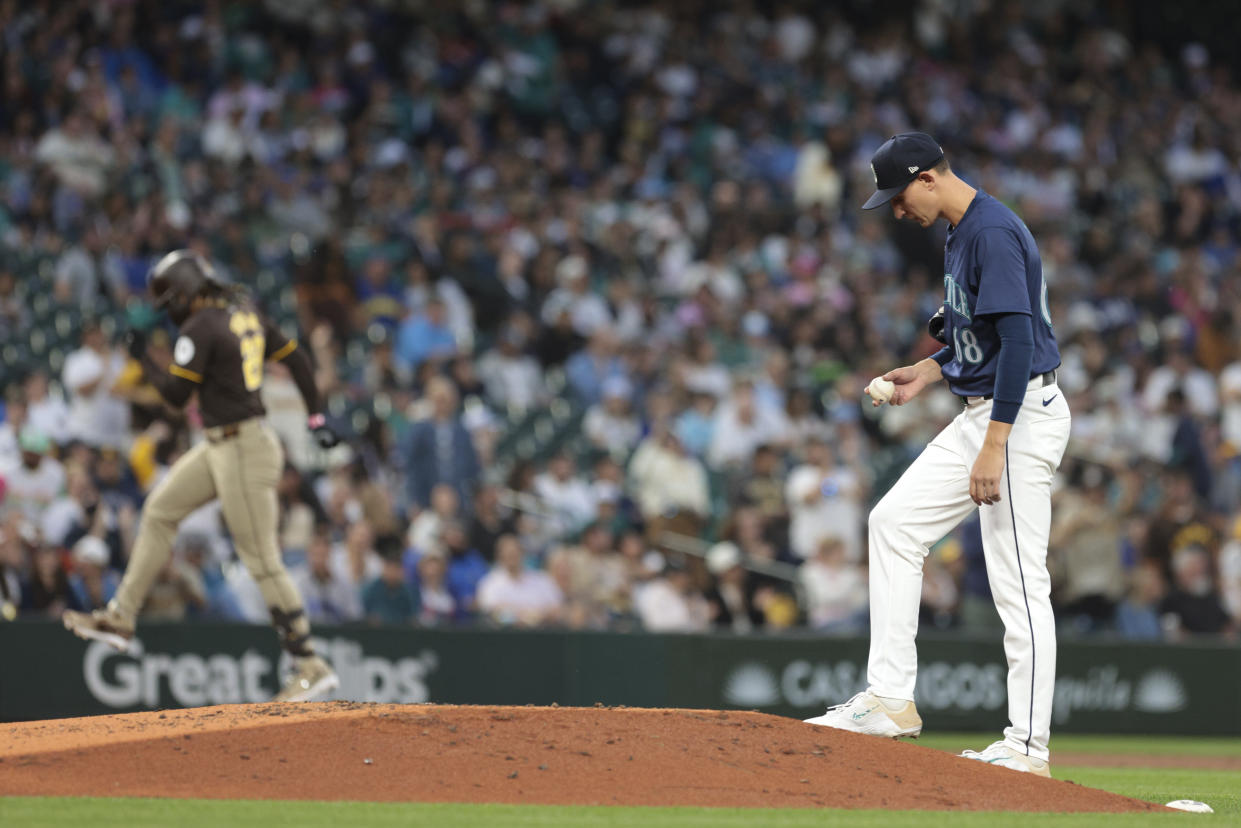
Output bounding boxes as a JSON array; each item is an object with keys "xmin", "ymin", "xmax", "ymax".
[
  {"xmin": 1, "ymin": 797, "xmax": 1237, "ymax": 828},
  {"xmin": 1058, "ymin": 767, "xmax": 1240, "ymax": 816},
  {"xmin": 3, "ymin": 735, "xmax": 1238, "ymax": 827},
  {"xmin": 918, "ymin": 732, "xmax": 1241, "ymax": 758}
]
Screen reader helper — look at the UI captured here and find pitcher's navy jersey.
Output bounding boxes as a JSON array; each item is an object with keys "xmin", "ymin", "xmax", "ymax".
[{"xmin": 940, "ymin": 190, "xmax": 1061, "ymax": 396}]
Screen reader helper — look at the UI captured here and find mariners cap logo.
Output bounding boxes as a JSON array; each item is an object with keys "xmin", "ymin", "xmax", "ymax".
[{"xmin": 862, "ymin": 131, "xmax": 946, "ymax": 210}]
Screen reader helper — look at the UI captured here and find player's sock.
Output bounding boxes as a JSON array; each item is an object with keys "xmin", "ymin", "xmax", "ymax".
[
  {"xmin": 877, "ymin": 695, "xmax": 910, "ymax": 711},
  {"xmin": 252, "ymin": 565, "xmax": 317, "ymax": 656}
]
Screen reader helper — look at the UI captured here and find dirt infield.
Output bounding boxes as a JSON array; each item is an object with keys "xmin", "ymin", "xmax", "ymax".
[{"xmin": 0, "ymin": 703, "xmax": 1163, "ymax": 812}]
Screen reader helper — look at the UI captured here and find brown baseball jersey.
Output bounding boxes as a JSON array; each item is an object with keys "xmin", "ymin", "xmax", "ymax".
[
  {"xmin": 112, "ymin": 288, "xmax": 326, "ymax": 673},
  {"xmin": 163, "ymin": 298, "xmax": 300, "ymax": 428}
]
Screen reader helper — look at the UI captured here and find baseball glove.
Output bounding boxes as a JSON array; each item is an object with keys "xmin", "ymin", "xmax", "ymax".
[{"xmin": 928, "ymin": 305, "xmax": 947, "ymax": 344}]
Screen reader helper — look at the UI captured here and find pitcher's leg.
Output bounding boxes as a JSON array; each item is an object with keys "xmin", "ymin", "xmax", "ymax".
[
  {"xmin": 112, "ymin": 442, "xmax": 217, "ymax": 621},
  {"xmin": 976, "ymin": 433, "xmax": 1063, "ymax": 762},
  {"xmin": 867, "ymin": 424, "xmax": 976, "ymax": 699},
  {"xmin": 210, "ymin": 426, "xmax": 312, "ymax": 656}
]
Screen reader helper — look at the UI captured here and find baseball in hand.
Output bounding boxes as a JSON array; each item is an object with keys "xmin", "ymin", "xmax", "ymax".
[{"xmin": 867, "ymin": 376, "xmax": 895, "ymax": 404}]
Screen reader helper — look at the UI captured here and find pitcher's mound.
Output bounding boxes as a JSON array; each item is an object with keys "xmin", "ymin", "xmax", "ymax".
[{"xmin": 0, "ymin": 703, "xmax": 1161, "ymax": 812}]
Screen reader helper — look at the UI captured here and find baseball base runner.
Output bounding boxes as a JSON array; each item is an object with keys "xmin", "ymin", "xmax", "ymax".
[
  {"xmin": 804, "ymin": 133, "xmax": 1070, "ymax": 777},
  {"xmin": 63, "ymin": 250, "xmax": 344, "ymax": 702}
]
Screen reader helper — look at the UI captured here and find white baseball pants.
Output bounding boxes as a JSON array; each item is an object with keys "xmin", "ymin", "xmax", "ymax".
[{"xmin": 865, "ymin": 379, "xmax": 1071, "ymax": 760}]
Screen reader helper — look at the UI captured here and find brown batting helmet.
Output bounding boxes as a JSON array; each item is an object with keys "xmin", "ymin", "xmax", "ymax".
[{"xmin": 148, "ymin": 249, "xmax": 220, "ymax": 325}]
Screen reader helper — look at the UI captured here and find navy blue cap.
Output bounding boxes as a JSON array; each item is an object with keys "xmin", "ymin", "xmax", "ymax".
[{"xmin": 862, "ymin": 132, "xmax": 945, "ymax": 210}]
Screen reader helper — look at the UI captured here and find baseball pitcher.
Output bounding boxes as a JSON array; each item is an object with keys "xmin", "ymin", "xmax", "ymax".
[
  {"xmin": 63, "ymin": 251, "xmax": 343, "ymax": 702},
  {"xmin": 804, "ymin": 134, "xmax": 1070, "ymax": 776}
]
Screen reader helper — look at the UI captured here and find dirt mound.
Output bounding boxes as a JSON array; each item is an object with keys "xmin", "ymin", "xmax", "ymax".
[{"xmin": 0, "ymin": 703, "xmax": 1162, "ymax": 812}]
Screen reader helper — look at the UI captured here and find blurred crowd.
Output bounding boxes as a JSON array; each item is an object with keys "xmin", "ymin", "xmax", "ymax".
[{"xmin": 0, "ymin": 0, "xmax": 1239, "ymax": 639}]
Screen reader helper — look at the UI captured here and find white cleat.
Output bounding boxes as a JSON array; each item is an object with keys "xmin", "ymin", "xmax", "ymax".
[
  {"xmin": 62, "ymin": 607, "xmax": 137, "ymax": 654},
  {"xmin": 959, "ymin": 740, "xmax": 1051, "ymax": 777},
  {"xmin": 803, "ymin": 691, "xmax": 922, "ymax": 738},
  {"xmin": 273, "ymin": 655, "xmax": 340, "ymax": 702}
]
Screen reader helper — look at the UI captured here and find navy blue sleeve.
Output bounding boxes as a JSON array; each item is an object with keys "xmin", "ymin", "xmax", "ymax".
[
  {"xmin": 973, "ymin": 228, "xmax": 1032, "ymax": 317},
  {"xmin": 930, "ymin": 346, "xmax": 953, "ymax": 367},
  {"xmin": 988, "ymin": 312, "xmax": 1034, "ymax": 424}
]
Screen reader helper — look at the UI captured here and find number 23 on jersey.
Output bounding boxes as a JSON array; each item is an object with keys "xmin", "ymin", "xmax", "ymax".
[{"xmin": 229, "ymin": 310, "xmax": 265, "ymax": 391}]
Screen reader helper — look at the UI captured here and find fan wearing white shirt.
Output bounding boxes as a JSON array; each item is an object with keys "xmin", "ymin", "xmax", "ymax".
[
  {"xmin": 799, "ymin": 536, "xmax": 868, "ymax": 631},
  {"xmin": 533, "ymin": 453, "xmax": 596, "ymax": 537},
  {"xmin": 1218, "ymin": 360, "xmax": 1241, "ymax": 451},
  {"xmin": 626, "ymin": 424, "xmax": 710, "ymax": 536},
  {"xmin": 785, "ymin": 436, "xmax": 863, "ymax": 562},
  {"xmin": 539, "ymin": 255, "xmax": 612, "ymax": 337},
  {"xmin": 22, "ymin": 372, "xmax": 71, "ymax": 447},
  {"xmin": 583, "ymin": 376, "xmax": 641, "ymax": 456},
  {"xmin": 61, "ymin": 321, "xmax": 130, "ymax": 449},
  {"xmin": 1142, "ymin": 347, "xmax": 1217, "ymax": 419},
  {"xmin": 4, "ymin": 428, "xmax": 65, "ymax": 525},
  {"xmin": 407, "ymin": 483, "xmax": 461, "ymax": 555},
  {"xmin": 330, "ymin": 519, "xmax": 382, "ymax": 591},
  {"xmin": 477, "ymin": 326, "xmax": 544, "ymax": 413},
  {"xmin": 633, "ymin": 557, "xmax": 711, "ymax": 632},
  {"xmin": 476, "ymin": 534, "xmax": 563, "ymax": 626},
  {"xmin": 708, "ymin": 378, "xmax": 791, "ymax": 470},
  {"xmin": 415, "ymin": 548, "xmax": 458, "ymax": 625},
  {"xmin": 0, "ymin": 396, "xmax": 28, "ymax": 476}
]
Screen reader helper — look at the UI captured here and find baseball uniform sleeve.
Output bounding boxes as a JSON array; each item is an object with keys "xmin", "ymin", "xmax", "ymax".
[
  {"xmin": 262, "ymin": 316, "xmax": 298, "ymax": 362},
  {"xmin": 147, "ymin": 316, "xmax": 212, "ymax": 407},
  {"xmin": 972, "ymin": 227, "xmax": 1032, "ymax": 317},
  {"xmin": 989, "ymin": 312, "xmax": 1035, "ymax": 424},
  {"xmin": 170, "ymin": 315, "xmax": 212, "ymax": 384},
  {"xmin": 263, "ymin": 316, "xmax": 322, "ymax": 415}
]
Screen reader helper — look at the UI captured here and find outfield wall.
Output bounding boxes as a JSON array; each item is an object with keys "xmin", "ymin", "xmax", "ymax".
[{"xmin": 2, "ymin": 621, "xmax": 1236, "ymax": 734}]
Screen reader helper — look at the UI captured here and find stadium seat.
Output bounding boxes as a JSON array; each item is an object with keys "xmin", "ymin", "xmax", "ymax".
[
  {"xmin": 495, "ymin": 409, "xmax": 542, "ymax": 459},
  {"xmin": 533, "ymin": 416, "xmax": 555, "ymax": 444},
  {"xmin": 350, "ymin": 407, "xmax": 372, "ymax": 436},
  {"xmin": 255, "ymin": 270, "xmax": 277, "ymax": 296},
  {"xmin": 52, "ymin": 308, "xmax": 80, "ymax": 340},
  {"xmin": 549, "ymin": 398, "xmax": 572, "ymax": 422},
  {"xmin": 28, "ymin": 328, "xmax": 48, "ymax": 357},
  {"xmin": 278, "ymin": 287, "xmax": 297, "ymax": 314},
  {"xmin": 371, "ymin": 393, "xmax": 392, "ymax": 419},
  {"xmin": 515, "ymin": 436, "xmax": 537, "ymax": 460},
  {"xmin": 46, "ymin": 347, "xmax": 65, "ymax": 375},
  {"xmin": 326, "ymin": 393, "xmax": 350, "ymax": 419},
  {"xmin": 30, "ymin": 292, "xmax": 52, "ymax": 320}
]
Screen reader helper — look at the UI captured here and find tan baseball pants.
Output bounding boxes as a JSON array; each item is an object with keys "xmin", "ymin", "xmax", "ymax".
[{"xmin": 112, "ymin": 418, "xmax": 312, "ymax": 654}]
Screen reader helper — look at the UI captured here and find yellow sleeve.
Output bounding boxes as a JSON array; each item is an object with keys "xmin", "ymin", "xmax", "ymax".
[
  {"xmin": 129, "ymin": 433, "xmax": 159, "ymax": 491},
  {"xmin": 112, "ymin": 359, "xmax": 146, "ymax": 392}
]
